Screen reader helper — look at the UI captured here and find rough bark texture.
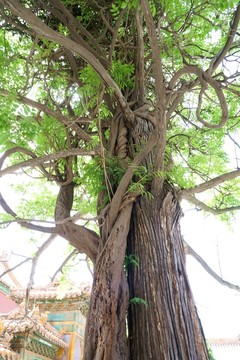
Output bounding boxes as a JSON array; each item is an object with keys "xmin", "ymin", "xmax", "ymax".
[
  {"xmin": 127, "ymin": 186, "xmax": 209, "ymax": 360},
  {"xmin": 83, "ymin": 204, "xmax": 133, "ymax": 360}
]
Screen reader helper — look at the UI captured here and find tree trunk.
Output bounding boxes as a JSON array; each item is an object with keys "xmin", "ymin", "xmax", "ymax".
[
  {"xmin": 83, "ymin": 204, "xmax": 132, "ymax": 360},
  {"xmin": 127, "ymin": 185, "xmax": 209, "ymax": 360}
]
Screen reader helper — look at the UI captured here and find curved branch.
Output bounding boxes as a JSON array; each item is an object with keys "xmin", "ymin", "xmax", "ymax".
[
  {"xmin": 25, "ymin": 234, "xmax": 57, "ymax": 310},
  {"xmin": 46, "ymin": 0, "xmax": 105, "ymax": 60},
  {"xmin": 0, "ymin": 147, "xmax": 96, "ymax": 177},
  {"xmin": 180, "ymin": 169, "xmax": 240, "ymax": 197},
  {"xmin": 0, "ymin": 146, "xmax": 50, "ymax": 178},
  {"xmin": 196, "ymin": 72, "xmax": 228, "ymax": 129},
  {"xmin": 57, "ymin": 223, "xmax": 99, "ymax": 263},
  {"xmin": 2, "ymin": 0, "xmax": 135, "ymax": 123},
  {"xmin": 0, "ymin": 257, "xmax": 32, "ymax": 280},
  {"xmin": 0, "ymin": 192, "xmax": 56, "ymax": 233},
  {"xmin": 0, "ymin": 88, "xmax": 92, "ymax": 142},
  {"xmin": 210, "ymin": 2, "xmax": 240, "ymax": 73},
  {"xmin": 185, "ymin": 241, "xmax": 240, "ymax": 292},
  {"xmin": 183, "ymin": 194, "xmax": 240, "ymax": 215},
  {"xmin": 50, "ymin": 249, "xmax": 78, "ymax": 283},
  {"xmin": 167, "ymin": 65, "xmax": 228, "ymax": 129}
]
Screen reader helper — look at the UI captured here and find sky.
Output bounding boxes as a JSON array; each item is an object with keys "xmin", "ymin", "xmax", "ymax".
[{"xmin": 1, "ymin": 175, "xmax": 240, "ymax": 340}]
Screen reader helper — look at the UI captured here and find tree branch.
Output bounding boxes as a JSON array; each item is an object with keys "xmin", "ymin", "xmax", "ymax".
[
  {"xmin": 0, "ymin": 257, "xmax": 31, "ymax": 282},
  {"xmin": 50, "ymin": 249, "xmax": 78, "ymax": 283},
  {"xmin": 24, "ymin": 234, "xmax": 58, "ymax": 311},
  {"xmin": 167, "ymin": 65, "xmax": 228, "ymax": 129},
  {"xmin": 56, "ymin": 223, "xmax": 99, "ymax": 263},
  {"xmin": 0, "ymin": 192, "xmax": 56, "ymax": 233},
  {"xmin": 210, "ymin": 2, "xmax": 240, "ymax": 73},
  {"xmin": 185, "ymin": 241, "xmax": 240, "ymax": 292},
  {"xmin": 140, "ymin": 0, "xmax": 167, "ymax": 191},
  {"xmin": 2, "ymin": 0, "xmax": 135, "ymax": 124},
  {"xmin": 180, "ymin": 169, "xmax": 240, "ymax": 197},
  {"xmin": 0, "ymin": 147, "xmax": 96, "ymax": 177},
  {"xmin": 0, "ymin": 88, "xmax": 92, "ymax": 142},
  {"xmin": 183, "ymin": 194, "xmax": 240, "ymax": 215},
  {"xmin": 107, "ymin": 131, "xmax": 158, "ymax": 231}
]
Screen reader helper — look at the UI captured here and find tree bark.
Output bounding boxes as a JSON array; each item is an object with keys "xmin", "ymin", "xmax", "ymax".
[
  {"xmin": 127, "ymin": 185, "xmax": 209, "ymax": 360},
  {"xmin": 83, "ymin": 204, "xmax": 133, "ymax": 360}
]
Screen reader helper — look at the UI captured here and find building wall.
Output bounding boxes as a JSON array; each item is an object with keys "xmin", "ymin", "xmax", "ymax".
[{"xmin": 0, "ymin": 291, "xmax": 18, "ymax": 313}]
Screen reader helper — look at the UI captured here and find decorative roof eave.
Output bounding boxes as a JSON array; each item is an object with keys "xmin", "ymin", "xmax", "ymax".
[
  {"xmin": 1, "ymin": 304, "xmax": 68, "ymax": 350},
  {"xmin": 0, "ymin": 345, "xmax": 20, "ymax": 360},
  {"xmin": 10, "ymin": 285, "xmax": 90, "ymax": 302},
  {"xmin": 208, "ymin": 338, "xmax": 240, "ymax": 348},
  {"xmin": 2, "ymin": 319, "xmax": 68, "ymax": 349}
]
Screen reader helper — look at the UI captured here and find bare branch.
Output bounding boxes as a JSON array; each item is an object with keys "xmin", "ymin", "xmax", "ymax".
[
  {"xmin": 0, "ymin": 257, "xmax": 32, "ymax": 281},
  {"xmin": 183, "ymin": 194, "xmax": 240, "ymax": 215},
  {"xmin": 185, "ymin": 241, "xmax": 240, "ymax": 292},
  {"xmin": 180, "ymin": 169, "xmax": 240, "ymax": 197},
  {"xmin": 0, "ymin": 147, "xmax": 96, "ymax": 177},
  {"xmin": 210, "ymin": 2, "xmax": 240, "ymax": 73},
  {"xmin": 0, "ymin": 146, "xmax": 50, "ymax": 178},
  {"xmin": 50, "ymin": 249, "xmax": 78, "ymax": 283},
  {"xmin": 167, "ymin": 65, "xmax": 228, "ymax": 129},
  {"xmin": 25, "ymin": 234, "xmax": 58, "ymax": 311},
  {"xmin": 0, "ymin": 192, "xmax": 56, "ymax": 233}
]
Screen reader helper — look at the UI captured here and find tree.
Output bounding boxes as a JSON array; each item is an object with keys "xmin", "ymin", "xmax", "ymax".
[{"xmin": 0, "ymin": 0, "xmax": 240, "ymax": 359}]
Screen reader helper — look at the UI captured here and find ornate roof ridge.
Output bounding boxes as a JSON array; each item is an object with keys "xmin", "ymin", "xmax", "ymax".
[
  {"xmin": 10, "ymin": 283, "xmax": 91, "ymax": 301},
  {"xmin": 0, "ymin": 343, "xmax": 20, "ymax": 360},
  {"xmin": 1, "ymin": 304, "xmax": 68, "ymax": 349},
  {"xmin": 208, "ymin": 337, "xmax": 240, "ymax": 348}
]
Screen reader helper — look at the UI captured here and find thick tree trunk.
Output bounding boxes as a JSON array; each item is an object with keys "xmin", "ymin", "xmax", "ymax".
[
  {"xmin": 127, "ymin": 185, "xmax": 209, "ymax": 360},
  {"xmin": 83, "ymin": 204, "xmax": 133, "ymax": 360}
]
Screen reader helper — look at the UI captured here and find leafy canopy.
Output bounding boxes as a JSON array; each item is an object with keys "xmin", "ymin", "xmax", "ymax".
[{"xmin": 0, "ymin": 0, "xmax": 240, "ymax": 225}]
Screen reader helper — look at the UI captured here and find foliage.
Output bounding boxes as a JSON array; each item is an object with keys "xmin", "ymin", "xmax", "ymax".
[
  {"xmin": 0, "ymin": 0, "xmax": 240, "ymax": 356},
  {"xmin": 207, "ymin": 343, "xmax": 216, "ymax": 360},
  {"xmin": 129, "ymin": 297, "xmax": 148, "ymax": 307}
]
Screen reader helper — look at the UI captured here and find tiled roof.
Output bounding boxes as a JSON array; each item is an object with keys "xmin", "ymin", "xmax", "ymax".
[
  {"xmin": 10, "ymin": 284, "xmax": 90, "ymax": 301},
  {"xmin": 208, "ymin": 338, "xmax": 240, "ymax": 348},
  {"xmin": 1, "ymin": 305, "xmax": 68, "ymax": 349},
  {"xmin": 0, "ymin": 344, "xmax": 20, "ymax": 360}
]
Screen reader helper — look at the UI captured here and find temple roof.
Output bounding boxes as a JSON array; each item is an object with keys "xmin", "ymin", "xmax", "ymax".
[
  {"xmin": 0, "ymin": 344, "xmax": 20, "ymax": 360},
  {"xmin": 1, "ymin": 304, "xmax": 68, "ymax": 349},
  {"xmin": 10, "ymin": 283, "xmax": 90, "ymax": 302},
  {"xmin": 208, "ymin": 338, "xmax": 240, "ymax": 348}
]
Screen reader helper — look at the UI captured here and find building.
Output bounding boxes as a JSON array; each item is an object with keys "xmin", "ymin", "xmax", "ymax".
[
  {"xmin": 208, "ymin": 338, "xmax": 240, "ymax": 360},
  {"xmin": 0, "ymin": 280, "xmax": 89, "ymax": 360}
]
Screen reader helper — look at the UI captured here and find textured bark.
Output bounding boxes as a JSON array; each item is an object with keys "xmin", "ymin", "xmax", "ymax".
[
  {"xmin": 127, "ymin": 186, "xmax": 209, "ymax": 360},
  {"xmin": 83, "ymin": 204, "xmax": 132, "ymax": 360}
]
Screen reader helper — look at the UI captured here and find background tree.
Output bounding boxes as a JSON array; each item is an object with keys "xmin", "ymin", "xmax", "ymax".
[{"xmin": 0, "ymin": 0, "xmax": 240, "ymax": 359}]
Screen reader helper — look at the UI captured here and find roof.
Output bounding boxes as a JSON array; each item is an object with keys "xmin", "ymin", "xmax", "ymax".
[
  {"xmin": 0, "ymin": 344, "xmax": 20, "ymax": 360},
  {"xmin": 10, "ymin": 283, "xmax": 90, "ymax": 301},
  {"xmin": 10, "ymin": 284, "xmax": 90, "ymax": 316},
  {"xmin": 1, "ymin": 303, "xmax": 68, "ymax": 349},
  {"xmin": 208, "ymin": 338, "xmax": 240, "ymax": 348}
]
